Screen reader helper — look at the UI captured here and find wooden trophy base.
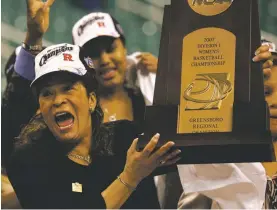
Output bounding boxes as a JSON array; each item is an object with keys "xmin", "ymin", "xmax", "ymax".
[{"xmin": 137, "ymin": 104, "xmax": 275, "ymax": 165}]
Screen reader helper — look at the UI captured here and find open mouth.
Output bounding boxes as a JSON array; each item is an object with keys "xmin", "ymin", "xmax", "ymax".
[{"xmin": 55, "ymin": 112, "xmax": 74, "ymax": 130}]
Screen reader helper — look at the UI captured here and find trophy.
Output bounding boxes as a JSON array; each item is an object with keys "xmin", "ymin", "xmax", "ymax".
[{"xmin": 137, "ymin": 0, "xmax": 276, "ymax": 166}]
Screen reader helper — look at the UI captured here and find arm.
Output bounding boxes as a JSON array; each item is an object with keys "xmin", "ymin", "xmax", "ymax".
[
  {"xmin": 14, "ymin": 48, "xmax": 36, "ymax": 81},
  {"xmin": 102, "ymin": 134, "xmax": 180, "ymax": 209},
  {"xmin": 1, "ymin": 0, "xmax": 55, "ymax": 166},
  {"xmin": 15, "ymin": 0, "xmax": 56, "ymax": 80}
]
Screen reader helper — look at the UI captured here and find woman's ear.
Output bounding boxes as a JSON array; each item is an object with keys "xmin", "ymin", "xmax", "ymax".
[{"xmin": 88, "ymin": 92, "xmax": 97, "ymax": 111}]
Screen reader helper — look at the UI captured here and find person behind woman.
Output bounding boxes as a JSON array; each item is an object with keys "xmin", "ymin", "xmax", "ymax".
[
  {"xmin": 6, "ymin": 43, "xmax": 181, "ymax": 209},
  {"xmin": 261, "ymin": 39, "xmax": 277, "ymax": 177},
  {"xmin": 72, "ymin": 12, "xmax": 157, "ymax": 126},
  {"xmin": 261, "ymin": 39, "xmax": 277, "ymax": 209}
]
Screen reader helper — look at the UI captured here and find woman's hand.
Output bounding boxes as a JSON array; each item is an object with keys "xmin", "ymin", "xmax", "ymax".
[
  {"xmin": 252, "ymin": 45, "xmax": 273, "ymax": 78},
  {"xmin": 121, "ymin": 133, "xmax": 181, "ymax": 188},
  {"xmin": 136, "ymin": 52, "xmax": 158, "ymax": 74},
  {"xmin": 25, "ymin": 0, "xmax": 55, "ymax": 45},
  {"xmin": 101, "ymin": 134, "xmax": 180, "ymax": 209}
]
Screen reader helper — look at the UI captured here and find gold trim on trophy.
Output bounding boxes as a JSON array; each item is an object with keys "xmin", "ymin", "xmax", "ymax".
[
  {"xmin": 184, "ymin": 73, "xmax": 232, "ymax": 110},
  {"xmin": 188, "ymin": 0, "xmax": 233, "ymax": 16},
  {"xmin": 178, "ymin": 27, "xmax": 236, "ymax": 134}
]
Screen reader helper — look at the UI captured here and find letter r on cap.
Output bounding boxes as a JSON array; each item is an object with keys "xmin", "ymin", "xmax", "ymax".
[
  {"xmin": 63, "ymin": 53, "xmax": 73, "ymax": 61},
  {"xmin": 97, "ymin": 22, "xmax": 105, "ymax": 27}
]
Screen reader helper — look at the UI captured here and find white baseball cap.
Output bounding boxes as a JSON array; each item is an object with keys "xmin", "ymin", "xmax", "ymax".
[
  {"xmin": 31, "ymin": 43, "xmax": 90, "ymax": 87},
  {"xmin": 72, "ymin": 12, "xmax": 124, "ymax": 47}
]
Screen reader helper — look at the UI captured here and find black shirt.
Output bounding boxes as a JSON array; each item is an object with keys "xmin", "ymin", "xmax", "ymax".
[{"xmin": 7, "ymin": 120, "xmax": 160, "ymax": 209}]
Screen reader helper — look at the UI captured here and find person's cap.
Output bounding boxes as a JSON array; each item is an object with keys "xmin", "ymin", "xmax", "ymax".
[
  {"xmin": 31, "ymin": 43, "xmax": 90, "ymax": 87},
  {"xmin": 72, "ymin": 12, "xmax": 124, "ymax": 47},
  {"xmin": 261, "ymin": 38, "xmax": 277, "ymax": 56}
]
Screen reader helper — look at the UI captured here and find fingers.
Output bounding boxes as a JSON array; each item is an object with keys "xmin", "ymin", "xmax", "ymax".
[
  {"xmin": 136, "ymin": 53, "xmax": 158, "ymax": 74},
  {"xmin": 142, "ymin": 133, "xmax": 160, "ymax": 157},
  {"xmin": 45, "ymin": 0, "xmax": 55, "ymax": 8},
  {"xmin": 140, "ymin": 52, "xmax": 152, "ymax": 58},
  {"xmin": 140, "ymin": 59, "xmax": 155, "ymax": 66},
  {"xmin": 42, "ymin": 7, "xmax": 50, "ymax": 27},
  {"xmin": 264, "ymin": 68, "xmax": 272, "ymax": 80},
  {"xmin": 136, "ymin": 53, "xmax": 150, "ymax": 62},
  {"xmin": 161, "ymin": 149, "xmax": 181, "ymax": 163},
  {"xmin": 255, "ymin": 45, "xmax": 270, "ymax": 55},
  {"xmin": 151, "ymin": 141, "xmax": 175, "ymax": 160},
  {"xmin": 156, "ymin": 149, "xmax": 180, "ymax": 166},
  {"xmin": 262, "ymin": 59, "xmax": 273, "ymax": 69},
  {"xmin": 253, "ymin": 45, "xmax": 272, "ymax": 62},
  {"xmin": 137, "ymin": 53, "xmax": 156, "ymax": 61},
  {"xmin": 161, "ymin": 156, "xmax": 182, "ymax": 166},
  {"xmin": 135, "ymin": 54, "xmax": 142, "ymax": 59},
  {"xmin": 26, "ymin": 0, "xmax": 37, "ymax": 10},
  {"xmin": 252, "ymin": 45, "xmax": 274, "ymax": 79},
  {"xmin": 128, "ymin": 138, "xmax": 139, "ymax": 153},
  {"xmin": 141, "ymin": 53, "xmax": 157, "ymax": 61},
  {"xmin": 253, "ymin": 51, "xmax": 272, "ymax": 62}
]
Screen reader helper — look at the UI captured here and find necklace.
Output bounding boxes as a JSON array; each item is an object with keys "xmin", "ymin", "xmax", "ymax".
[
  {"xmin": 103, "ymin": 108, "xmax": 117, "ymax": 122},
  {"xmin": 68, "ymin": 153, "xmax": 91, "ymax": 164}
]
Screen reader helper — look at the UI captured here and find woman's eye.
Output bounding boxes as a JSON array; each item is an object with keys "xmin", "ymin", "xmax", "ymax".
[
  {"xmin": 40, "ymin": 90, "xmax": 52, "ymax": 97},
  {"xmin": 107, "ymin": 45, "xmax": 116, "ymax": 53},
  {"xmin": 64, "ymin": 85, "xmax": 74, "ymax": 92}
]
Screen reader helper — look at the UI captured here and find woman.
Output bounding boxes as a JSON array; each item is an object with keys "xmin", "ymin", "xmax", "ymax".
[
  {"xmin": 72, "ymin": 12, "xmax": 156, "ymax": 127},
  {"xmin": 7, "ymin": 0, "xmax": 274, "ymax": 209},
  {"xmin": 7, "ymin": 43, "xmax": 181, "ymax": 209}
]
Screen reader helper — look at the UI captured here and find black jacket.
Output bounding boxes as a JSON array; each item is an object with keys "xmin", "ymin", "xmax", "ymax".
[
  {"xmin": 2, "ymin": 70, "xmax": 38, "ymax": 167},
  {"xmin": 7, "ymin": 120, "xmax": 160, "ymax": 209}
]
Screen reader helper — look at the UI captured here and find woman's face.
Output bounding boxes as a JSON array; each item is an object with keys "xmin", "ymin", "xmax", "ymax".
[
  {"xmin": 85, "ymin": 37, "xmax": 127, "ymax": 89},
  {"xmin": 264, "ymin": 59, "xmax": 277, "ymax": 138},
  {"xmin": 38, "ymin": 75, "xmax": 96, "ymax": 143}
]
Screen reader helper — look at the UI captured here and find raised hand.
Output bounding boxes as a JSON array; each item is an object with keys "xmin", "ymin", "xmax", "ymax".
[
  {"xmin": 252, "ymin": 45, "xmax": 273, "ymax": 78},
  {"xmin": 120, "ymin": 133, "xmax": 181, "ymax": 188},
  {"xmin": 136, "ymin": 52, "xmax": 158, "ymax": 74},
  {"xmin": 25, "ymin": 0, "xmax": 55, "ymax": 45}
]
